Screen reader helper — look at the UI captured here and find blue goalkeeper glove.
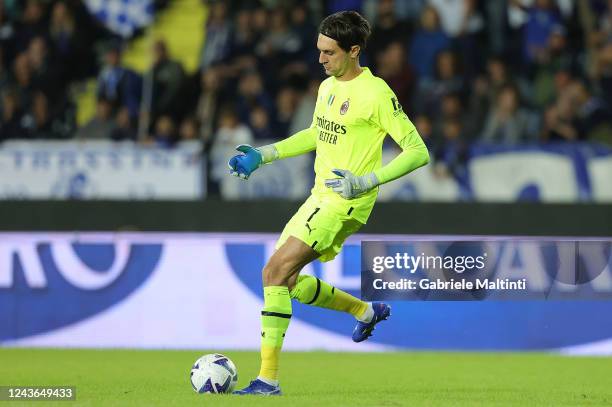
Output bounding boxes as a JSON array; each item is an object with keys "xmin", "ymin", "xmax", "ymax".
[
  {"xmin": 228, "ymin": 144, "xmax": 263, "ymax": 179},
  {"xmin": 324, "ymin": 169, "xmax": 379, "ymax": 199}
]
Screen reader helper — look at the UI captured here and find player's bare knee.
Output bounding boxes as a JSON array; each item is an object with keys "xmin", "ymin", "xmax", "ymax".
[
  {"xmin": 262, "ymin": 262, "xmax": 291, "ymax": 287},
  {"xmin": 263, "ymin": 271, "xmax": 290, "ymax": 287},
  {"xmin": 262, "ymin": 240, "xmax": 313, "ymax": 287}
]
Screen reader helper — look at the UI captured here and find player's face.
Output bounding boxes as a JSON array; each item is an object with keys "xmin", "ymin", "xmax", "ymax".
[{"xmin": 317, "ymin": 34, "xmax": 355, "ymax": 78}]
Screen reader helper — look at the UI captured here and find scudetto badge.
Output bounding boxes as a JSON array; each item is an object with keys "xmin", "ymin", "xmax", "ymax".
[{"xmin": 340, "ymin": 99, "xmax": 349, "ymax": 115}]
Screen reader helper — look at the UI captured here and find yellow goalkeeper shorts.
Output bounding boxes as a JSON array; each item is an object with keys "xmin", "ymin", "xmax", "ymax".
[{"xmin": 276, "ymin": 195, "xmax": 363, "ymax": 262}]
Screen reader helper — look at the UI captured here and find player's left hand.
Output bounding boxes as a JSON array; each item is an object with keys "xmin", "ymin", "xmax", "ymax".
[{"xmin": 324, "ymin": 169, "xmax": 379, "ymax": 200}]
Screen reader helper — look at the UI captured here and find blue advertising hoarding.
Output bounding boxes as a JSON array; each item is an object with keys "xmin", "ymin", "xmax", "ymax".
[{"xmin": 1, "ymin": 233, "xmax": 611, "ymax": 354}]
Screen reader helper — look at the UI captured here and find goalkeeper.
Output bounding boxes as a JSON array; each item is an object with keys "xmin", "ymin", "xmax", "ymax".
[{"xmin": 230, "ymin": 10, "xmax": 430, "ymax": 396}]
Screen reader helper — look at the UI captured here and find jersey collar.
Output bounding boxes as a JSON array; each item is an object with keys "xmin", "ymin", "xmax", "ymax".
[{"xmin": 334, "ymin": 67, "xmax": 372, "ymax": 85}]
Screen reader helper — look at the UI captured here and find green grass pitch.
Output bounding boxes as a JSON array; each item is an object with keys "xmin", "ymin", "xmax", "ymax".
[{"xmin": 0, "ymin": 348, "xmax": 611, "ymax": 406}]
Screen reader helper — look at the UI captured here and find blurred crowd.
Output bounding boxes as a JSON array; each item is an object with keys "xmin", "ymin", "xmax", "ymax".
[
  {"xmin": 1, "ymin": 0, "xmax": 612, "ymax": 181},
  {"xmin": 201, "ymin": 0, "xmax": 612, "ymax": 185},
  {"xmin": 0, "ymin": 0, "xmax": 105, "ymax": 139},
  {"xmin": 0, "ymin": 0, "xmax": 169, "ymax": 141}
]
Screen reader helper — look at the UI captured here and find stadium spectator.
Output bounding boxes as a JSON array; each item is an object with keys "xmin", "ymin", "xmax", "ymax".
[
  {"xmin": 96, "ymin": 43, "xmax": 142, "ymax": 119},
  {"xmin": 274, "ymin": 86, "xmax": 298, "ymax": 139},
  {"xmin": 523, "ymin": 0, "xmax": 563, "ymax": 65},
  {"xmin": 531, "ymin": 24, "xmax": 574, "ymax": 108},
  {"xmin": 221, "ymin": 8, "xmax": 260, "ymax": 78},
  {"xmin": 110, "ymin": 107, "xmax": 136, "ymax": 141},
  {"xmin": 541, "ymin": 97, "xmax": 578, "ymax": 141},
  {"xmin": 551, "ymin": 68, "xmax": 574, "ymax": 99},
  {"xmin": 290, "ymin": 4, "xmax": 318, "ymax": 61},
  {"xmin": 249, "ymin": 104, "xmax": 276, "ymax": 140},
  {"xmin": 427, "ymin": 0, "xmax": 483, "ymax": 39},
  {"xmin": 212, "ymin": 106, "xmax": 252, "ymax": 150},
  {"xmin": 147, "ymin": 39, "xmax": 185, "ymax": 122},
  {"xmin": 48, "ymin": 1, "xmax": 84, "ymax": 82},
  {"xmin": 178, "ymin": 116, "xmax": 200, "ymax": 141},
  {"xmin": 569, "ymin": 81, "xmax": 612, "ymax": 142},
  {"xmin": 502, "ymin": 0, "xmax": 572, "ymax": 61},
  {"xmin": 149, "ymin": 115, "xmax": 177, "ymax": 148},
  {"xmin": 227, "ymin": 8, "xmax": 258, "ymax": 62},
  {"xmin": 376, "ymin": 41, "xmax": 416, "ymax": 113},
  {"xmin": 468, "ymin": 56, "xmax": 514, "ymax": 136},
  {"xmin": 250, "ymin": 6, "xmax": 270, "ymax": 44},
  {"xmin": 414, "ymin": 113, "xmax": 434, "ymax": 150},
  {"xmin": 27, "ymin": 36, "xmax": 62, "ymax": 102},
  {"xmin": 434, "ymin": 118, "xmax": 467, "ymax": 178},
  {"xmin": 12, "ymin": 52, "xmax": 34, "ymax": 111},
  {"xmin": 505, "ymin": 1, "xmax": 576, "ymax": 69},
  {"xmin": 0, "ymin": 88, "xmax": 24, "ymax": 140},
  {"xmin": 435, "ymin": 92, "xmax": 464, "ymax": 130},
  {"xmin": 20, "ymin": 90, "xmax": 63, "ymax": 139},
  {"xmin": 288, "ymin": 77, "xmax": 319, "ymax": 136},
  {"xmin": 481, "ymin": 84, "xmax": 539, "ymax": 144},
  {"xmin": 14, "ymin": 0, "xmax": 47, "ymax": 54},
  {"xmin": 200, "ymin": 1, "xmax": 232, "ymax": 70},
  {"xmin": 235, "ymin": 70, "xmax": 274, "ymax": 124},
  {"xmin": 196, "ymin": 65, "xmax": 224, "ymax": 143},
  {"xmin": 409, "ymin": 6, "xmax": 450, "ymax": 81},
  {"xmin": 75, "ymin": 98, "xmax": 114, "ymax": 140},
  {"xmin": 446, "ymin": 0, "xmax": 485, "ymax": 79},
  {"xmin": 367, "ymin": 0, "xmax": 412, "ymax": 71},
  {"xmin": 417, "ymin": 49, "xmax": 465, "ymax": 115},
  {"xmin": 255, "ymin": 7, "xmax": 303, "ymax": 64},
  {"xmin": 209, "ymin": 106, "xmax": 253, "ymax": 189}
]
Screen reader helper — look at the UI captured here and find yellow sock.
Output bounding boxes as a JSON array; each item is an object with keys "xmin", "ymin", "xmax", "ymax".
[
  {"xmin": 290, "ymin": 275, "xmax": 369, "ymax": 319},
  {"xmin": 329, "ymin": 287, "xmax": 369, "ymax": 319},
  {"xmin": 259, "ymin": 346, "xmax": 280, "ymax": 382},
  {"xmin": 258, "ymin": 286, "xmax": 291, "ymax": 382}
]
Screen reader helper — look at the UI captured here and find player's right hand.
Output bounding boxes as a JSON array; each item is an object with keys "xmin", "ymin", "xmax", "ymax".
[{"xmin": 228, "ymin": 144, "xmax": 263, "ymax": 180}]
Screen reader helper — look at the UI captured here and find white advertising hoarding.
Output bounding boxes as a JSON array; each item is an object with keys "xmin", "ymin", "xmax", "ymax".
[{"xmin": 0, "ymin": 141, "xmax": 203, "ymax": 199}]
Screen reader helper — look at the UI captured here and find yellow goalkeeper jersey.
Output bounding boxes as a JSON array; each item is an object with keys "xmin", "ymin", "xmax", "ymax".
[{"xmin": 274, "ymin": 67, "xmax": 426, "ymax": 224}]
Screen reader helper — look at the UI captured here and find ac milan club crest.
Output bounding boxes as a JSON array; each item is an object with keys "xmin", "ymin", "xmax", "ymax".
[{"xmin": 340, "ymin": 99, "xmax": 350, "ymax": 115}]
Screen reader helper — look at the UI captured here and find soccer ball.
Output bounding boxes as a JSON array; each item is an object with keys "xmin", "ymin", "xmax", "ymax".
[{"xmin": 190, "ymin": 353, "xmax": 238, "ymax": 394}]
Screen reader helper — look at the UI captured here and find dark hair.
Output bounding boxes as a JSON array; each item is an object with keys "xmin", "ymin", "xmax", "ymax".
[{"xmin": 318, "ymin": 11, "xmax": 371, "ymax": 55}]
